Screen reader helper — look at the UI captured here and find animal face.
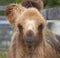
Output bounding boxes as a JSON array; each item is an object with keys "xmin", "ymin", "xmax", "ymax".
[
  {"xmin": 5, "ymin": 4, "xmax": 46, "ymax": 46},
  {"xmin": 15, "ymin": 8, "xmax": 46, "ymax": 46}
]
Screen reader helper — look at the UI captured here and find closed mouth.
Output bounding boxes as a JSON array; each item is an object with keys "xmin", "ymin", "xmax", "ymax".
[{"xmin": 23, "ymin": 36, "xmax": 36, "ymax": 45}]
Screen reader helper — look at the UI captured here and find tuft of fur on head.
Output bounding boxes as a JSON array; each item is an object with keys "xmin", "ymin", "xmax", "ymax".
[{"xmin": 21, "ymin": 0, "xmax": 43, "ymax": 11}]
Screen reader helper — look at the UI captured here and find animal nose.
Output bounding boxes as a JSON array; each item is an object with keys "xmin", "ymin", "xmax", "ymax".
[{"xmin": 26, "ymin": 30, "xmax": 34, "ymax": 37}]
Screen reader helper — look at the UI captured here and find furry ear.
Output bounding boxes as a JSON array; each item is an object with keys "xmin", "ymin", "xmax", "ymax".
[
  {"xmin": 5, "ymin": 3, "xmax": 26, "ymax": 28},
  {"xmin": 21, "ymin": 0, "xmax": 43, "ymax": 11}
]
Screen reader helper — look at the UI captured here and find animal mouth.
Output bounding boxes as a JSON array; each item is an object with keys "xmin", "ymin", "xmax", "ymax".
[{"xmin": 24, "ymin": 36, "xmax": 36, "ymax": 46}]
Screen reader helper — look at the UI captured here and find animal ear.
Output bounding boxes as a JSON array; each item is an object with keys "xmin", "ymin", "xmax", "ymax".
[
  {"xmin": 5, "ymin": 3, "xmax": 26, "ymax": 28},
  {"xmin": 21, "ymin": 0, "xmax": 43, "ymax": 11}
]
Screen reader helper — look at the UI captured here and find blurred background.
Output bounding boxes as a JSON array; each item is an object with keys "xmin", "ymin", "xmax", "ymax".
[{"xmin": 0, "ymin": 0, "xmax": 60, "ymax": 58}]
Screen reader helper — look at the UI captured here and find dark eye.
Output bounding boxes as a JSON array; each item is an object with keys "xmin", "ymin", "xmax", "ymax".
[
  {"xmin": 38, "ymin": 24, "xmax": 44, "ymax": 31},
  {"xmin": 18, "ymin": 24, "xmax": 23, "ymax": 32}
]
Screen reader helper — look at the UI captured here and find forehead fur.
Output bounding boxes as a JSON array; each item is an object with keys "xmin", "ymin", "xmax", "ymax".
[
  {"xmin": 21, "ymin": 8, "xmax": 41, "ymax": 17},
  {"xmin": 17, "ymin": 8, "xmax": 46, "ymax": 25}
]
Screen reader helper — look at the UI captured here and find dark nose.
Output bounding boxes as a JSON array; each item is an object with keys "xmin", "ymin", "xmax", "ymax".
[
  {"xmin": 24, "ymin": 30, "xmax": 34, "ymax": 44},
  {"xmin": 26, "ymin": 30, "xmax": 34, "ymax": 37}
]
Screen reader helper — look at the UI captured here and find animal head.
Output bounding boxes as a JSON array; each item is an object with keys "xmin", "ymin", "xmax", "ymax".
[{"xmin": 5, "ymin": 4, "xmax": 46, "ymax": 46}]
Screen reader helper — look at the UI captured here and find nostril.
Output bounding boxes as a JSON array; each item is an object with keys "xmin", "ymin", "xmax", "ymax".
[{"xmin": 26, "ymin": 30, "xmax": 34, "ymax": 37}]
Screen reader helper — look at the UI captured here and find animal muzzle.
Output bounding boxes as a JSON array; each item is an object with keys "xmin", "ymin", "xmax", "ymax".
[{"xmin": 24, "ymin": 30, "xmax": 35, "ymax": 45}]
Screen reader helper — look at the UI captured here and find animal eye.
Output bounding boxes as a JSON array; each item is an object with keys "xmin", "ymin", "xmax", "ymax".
[
  {"xmin": 38, "ymin": 24, "xmax": 44, "ymax": 31},
  {"xmin": 17, "ymin": 24, "xmax": 23, "ymax": 32}
]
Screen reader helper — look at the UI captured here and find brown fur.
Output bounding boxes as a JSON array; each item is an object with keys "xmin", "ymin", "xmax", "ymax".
[
  {"xmin": 21, "ymin": 0, "xmax": 59, "ymax": 43},
  {"xmin": 5, "ymin": 3, "xmax": 26, "ymax": 28},
  {"xmin": 21, "ymin": 0, "xmax": 43, "ymax": 11},
  {"xmin": 21, "ymin": 0, "xmax": 60, "ymax": 53},
  {"xmin": 5, "ymin": 4, "xmax": 60, "ymax": 58}
]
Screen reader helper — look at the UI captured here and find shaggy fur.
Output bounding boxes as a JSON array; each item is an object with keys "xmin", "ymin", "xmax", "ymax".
[
  {"xmin": 5, "ymin": 4, "xmax": 60, "ymax": 58},
  {"xmin": 21, "ymin": 0, "xmax": 59, "ymax": 43},
  {"xmin": 21, "ymin": 0, "xmax": 60, "ymax": 53},
  {"xmin": 21, "ymin": 0, "xmax": 43, "ymax": 11},
  {"xmin": 5, "ymin": 3, "xmax": 26, "ymax": 28}
]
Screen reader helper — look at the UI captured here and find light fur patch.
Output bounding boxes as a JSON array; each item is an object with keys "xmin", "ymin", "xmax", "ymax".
[{"xmin": 26, "ymin": 19, "xmax": 35, "ymax": 31}]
